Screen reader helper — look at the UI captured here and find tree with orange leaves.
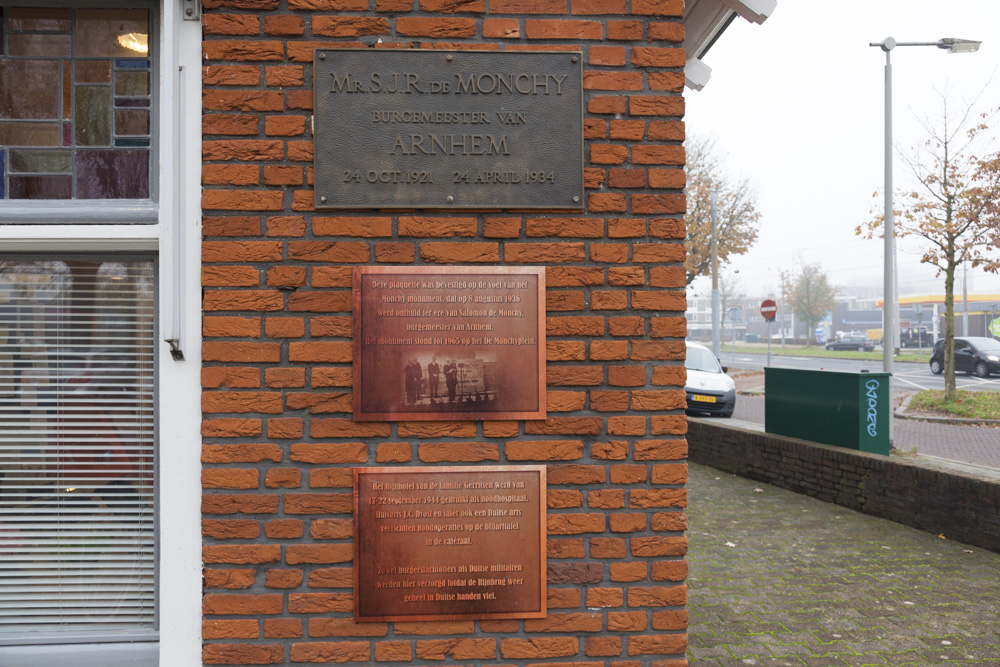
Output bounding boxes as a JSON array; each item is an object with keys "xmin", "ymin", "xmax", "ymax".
[{"xmin": 857, "ymin": 96, "xmax": 1000, "ymax": 400}]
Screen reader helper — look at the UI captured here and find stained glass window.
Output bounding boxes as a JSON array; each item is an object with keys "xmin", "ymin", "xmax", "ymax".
[{"xmin": 0, "ymin": 6, "xmax": 151, "ymax": 200}]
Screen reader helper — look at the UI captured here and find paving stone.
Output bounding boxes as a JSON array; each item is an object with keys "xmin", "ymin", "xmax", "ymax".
[{"xmin": 687, "ymin": 463, "xmax": 1000, "ymax": 666}]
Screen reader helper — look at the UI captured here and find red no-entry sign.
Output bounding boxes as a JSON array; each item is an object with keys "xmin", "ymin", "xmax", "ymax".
[{"xmin": 760, "ymin": 299, "xmax": 777, "ymax": 321}]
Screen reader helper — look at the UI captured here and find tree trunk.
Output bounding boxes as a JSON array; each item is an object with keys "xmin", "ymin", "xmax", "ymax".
[{"xmin": 943, "ymin": 261, "xmax": 956, "ymax": 401}]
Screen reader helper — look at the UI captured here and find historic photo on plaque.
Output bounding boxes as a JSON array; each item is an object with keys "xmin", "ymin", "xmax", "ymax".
[
  {"xmin": 313, "ymin": 49, "xmax": 583, "ymax": 209},
  {"xmin": 353, "ymin": 266, "xmax": 545, "ymax": 421},
  {"xmin": 354, "ymin": 466, "xmax": 546, "ymax": 622}
]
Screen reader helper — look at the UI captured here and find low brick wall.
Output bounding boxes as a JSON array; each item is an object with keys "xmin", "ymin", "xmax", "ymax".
[{"xmin": 687, "ymin": 419, "xmax": 1000, "ymax": 553}]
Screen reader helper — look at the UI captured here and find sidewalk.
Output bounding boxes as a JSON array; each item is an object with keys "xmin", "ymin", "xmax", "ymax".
[
  {"xmin": 728, "ymin": 374, "xmax": 1000, "ymax": 470},
  {"xmin": 687, "ymin": 462, "xmax": 1000, "ymax": 665}
]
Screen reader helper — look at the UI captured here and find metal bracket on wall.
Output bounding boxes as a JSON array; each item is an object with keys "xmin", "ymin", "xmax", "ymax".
[{"xmin": 182, "ymin": 0, "xmax": 201, "ymax": 21}]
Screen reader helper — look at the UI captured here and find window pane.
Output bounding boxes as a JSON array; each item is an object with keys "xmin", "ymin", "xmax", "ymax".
[
  {"xmin": 0, "ymin": 6, "xmax": 152, "ymax": 201},
  {"xmin": 0, "ymin": 259, "xmax": 156, "ymax": 636}
]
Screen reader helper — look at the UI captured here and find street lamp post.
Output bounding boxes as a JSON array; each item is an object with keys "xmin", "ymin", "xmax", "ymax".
[{"xmin": 869, "ymin": 36, "xmax": 980, "ymax": 446}]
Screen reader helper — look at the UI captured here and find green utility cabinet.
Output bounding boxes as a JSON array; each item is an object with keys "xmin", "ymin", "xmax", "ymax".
[{"xmin": 764, "ymin": 367, "xmax": 891, "ymax": 455}]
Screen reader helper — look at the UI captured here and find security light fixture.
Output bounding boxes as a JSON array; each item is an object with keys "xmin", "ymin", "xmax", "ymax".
[{"xmin": 938, "ymin": 38, "xmax": 981, "ymax": 53}]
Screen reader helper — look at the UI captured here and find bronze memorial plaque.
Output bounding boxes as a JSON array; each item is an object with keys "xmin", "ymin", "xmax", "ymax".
[
  {"xmin": 353, "ymin": 466, "xmax": 546, "ymax": 622},
  {"xmin": 353, "ymin": 266, "xmax": 545, "ymax": 421},
  {"xmin": 313, "ymin": 49, "xmax": 583, "ymax": 209}
]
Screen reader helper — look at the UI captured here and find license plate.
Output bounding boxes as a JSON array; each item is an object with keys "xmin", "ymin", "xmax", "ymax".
[{"xmin": 691, "ymin": 394, "xmax": 716, "ymax": 404}]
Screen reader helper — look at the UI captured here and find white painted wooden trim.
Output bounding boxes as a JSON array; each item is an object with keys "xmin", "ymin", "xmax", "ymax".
[{"xmin": 156, "ymin": 0, "xmax": 203, "ymax": 664}]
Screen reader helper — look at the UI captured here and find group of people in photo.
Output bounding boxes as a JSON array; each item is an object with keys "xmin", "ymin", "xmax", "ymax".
[
  {"xmin": 402, "ymin": 355, "xmax": 497, "ymax": 408},
  {"xmin": 404, "ymin": 355, "xmax": 458, "ymax": 404}
]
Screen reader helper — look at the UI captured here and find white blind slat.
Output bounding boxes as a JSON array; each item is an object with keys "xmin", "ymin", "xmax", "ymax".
[{"xmin": 0, "ymin": 259, "xmax": 155, "ymax": 636}]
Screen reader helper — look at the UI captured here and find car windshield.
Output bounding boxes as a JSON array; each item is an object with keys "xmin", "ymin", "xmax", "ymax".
[
  {"xmin": 685, "ymin": 346, "xmax": 722, "ymax": 373},
  {"xmin": 968, "ymin": 337, "xmax": 1000, "ymax": 352}
]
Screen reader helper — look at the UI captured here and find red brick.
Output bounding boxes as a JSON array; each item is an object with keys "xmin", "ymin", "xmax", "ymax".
[
  {"xmin": 525, "ymin": 19, "xmax": 602, "ymax": 40},
  {"xmin": 589, "ymin": 45, "xmax": 625, "ymax": 66},
  {"xmin": 202, "ymin": 494, "xmax": 279, "ymax": 515},
  {"xmin": 204, "ymin": 164, "xmax": 259, "ymax": 186},
  {"xmin": 265, "ymin": 368, "xmax": 305, "ymax": 388},
  {"xmin": 505, "ymin": 440, "xmax": 584, "ymax": 461},
  {"xmin": 588, "ymin": 95, "xmax": 628, "ymax": 115},
  {"xmin": 572, "ymin": 0, "xmax": 625, "ymax": 12},
  {"xmin": 632, "ymin": 0, "xmax": 683, "ymax": 16},
  {"xmin": 204, "ymin": 14, "xmax": 260, "ymax": 35},
  {"xmin": 202, "ymin": 643, "xmax": 283, "ymax": 664},
  {"xmin": 313, "ymin": 16, "xmax": 389, "ymax": 36},
  {"xmin": 203, "ymin": 40, "xmax": 285, "ymax": 62},
  {"xmin": 202, "ymin": 367, "xmax": 260, "ymax": 388},
  {"xmin": 396, "ymin": 17, "xmax": 475, "ymax": 37},
  {"xmin": 415, "ymin": 638, "xmax": 496, "ymax": 660},
  {"xmin": 203, "ymin": 519, "xmax": 260, "ymax": 539},
  {"xmin": 204, "ymin": 216, "xmax": 261, "ymax": 236},
  {"xmin": 202, "ymin": 469, "xmax": 260, "ymax": 489},
  {"xmin": 649, "ymin": 21, "xmax": 684, "ymax": 41},
  {"xmin": 203, "ymin": 315, "xmax": 260, "ymax": 336},
  {"xmin": 265, "ymin": 569, "xmax": 303, "ymax": 588},
  {"xmin": 203, "ymin": 593, "xmax": 283, "ymax": 615},
  {"xmin": 203, "ymin": 618, "xmax": 259, "ymax": 639},
  {"xmin": 263, "ymin": 15, "xmax": 303, "ymax": 35},
  {"xmin": 500, "ymin": 637, "xmax": 579, "ymax": 658},
  {"xmin": 204, "ymin": 65, "xmax": 260, "ymax": 86},
  {"xmin": 491, "ymin": 0, "xmax": 563, "ymax": 11},
  {"xmin": 607, "ymin": 20, "xmax": 642, "ymax": 40},
  {"xmin": 264, "ymin": 618, "xmax": 303, "ymax": 638},
  {"xmin": 204, "ymin": 545, "xmax": 280, "ymax": 565},
  {"xmin": 420, "ymin": 242, "xmax": 500, "ymax": 263},
  {"xmin": 374, "ymin": 641, "xmax": 412, "ymax": 661},
  {"xmin": 584, "ymin": 70, "xmax": 643, "ymax": 90},
  {"xmin": 202, "ymin": 443, "xmax": 281, "ymax": 463},
  {"xmin": 265, "ymin": 518, "xmax": 303, "ymax": 538}
]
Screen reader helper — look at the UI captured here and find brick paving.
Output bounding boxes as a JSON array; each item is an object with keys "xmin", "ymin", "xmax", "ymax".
[
  {"xmin": 687, "ymin": 462, "xmax": 1000, "ymax": 666},
  {"xmin": 728, "ymin": 374, "xmax": 1000, "ymax": 469}
]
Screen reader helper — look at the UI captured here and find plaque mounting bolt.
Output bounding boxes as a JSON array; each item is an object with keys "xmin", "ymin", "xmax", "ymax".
[
  {"xmin": 320, "ymin": 196, "xmax": 328, "ymax": 203},
  {"xmin": 571, "ymin": 56, "xmax": 578, "ymax": 63},
  {"xmin": 446, "ymin": 54, "xmax": 453, "ymax": 62},
  {"xmin": 446, "ymin": 196, "xmax": 454, "ymax": 203},
  {"xmin": 573, "ymin": 196, "xmax": 580, "ymax": 202},
  {"xmin": 319, "ymin": 53, "xmax": 326, "ymax": 60}
]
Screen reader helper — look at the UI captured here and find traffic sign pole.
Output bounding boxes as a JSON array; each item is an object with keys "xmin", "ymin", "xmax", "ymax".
[
  {"xmin": 767, "ymin": 320, "xmax": 772, "ymax": 367},
  {"xmin": 760, "ymin": 299, "xmax": 778, "ymax": 368}
]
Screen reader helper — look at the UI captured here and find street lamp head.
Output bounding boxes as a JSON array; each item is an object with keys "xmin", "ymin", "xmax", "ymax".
[{"xmin": 938, "ymin": 37, "xmax": 981, "ymax": 53}]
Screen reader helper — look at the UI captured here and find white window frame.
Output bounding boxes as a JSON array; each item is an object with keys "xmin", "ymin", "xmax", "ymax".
[{"xmin": 0, "ymin": 1, "xmax": 202, "ymax": 664}]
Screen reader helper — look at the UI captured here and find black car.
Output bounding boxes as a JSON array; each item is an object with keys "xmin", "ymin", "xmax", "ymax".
[
  {"xmin": 825, "ymin": 336, "xmax": 874, "ymax": 352},
  {"xmin": 928, "ymin": 336, "xmax": 1000, "ymax": 377}
]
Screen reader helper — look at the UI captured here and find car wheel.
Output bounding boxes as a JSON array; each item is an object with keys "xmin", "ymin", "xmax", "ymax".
[
  {"xmin": 929, "ymin": 359, "xmax": 943, "ymax": 375},
  {"xmin": 857, "ymin": 345, "xmax": 865, "ymax": 352},
  {"xmin": 974, "ymin": 361, "xmax": 990, "ymax": 378}
]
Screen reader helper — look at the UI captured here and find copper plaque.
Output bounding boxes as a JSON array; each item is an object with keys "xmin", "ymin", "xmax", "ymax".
[
  {"xmin": 313, "ymin": 49, "xmax": 583, "ymax": 210},
  {"xmin": 353, "ymin": 466, "xmax": 546, "ymax": 622},
  {"xmin": 352, "ymin": 266, "xmax": 546, "ymax": 421}
]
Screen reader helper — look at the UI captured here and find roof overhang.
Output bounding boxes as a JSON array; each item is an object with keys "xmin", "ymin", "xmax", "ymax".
[{"xmin": 683, "ymin": 0, "xmax": 777, "ymax": 91}]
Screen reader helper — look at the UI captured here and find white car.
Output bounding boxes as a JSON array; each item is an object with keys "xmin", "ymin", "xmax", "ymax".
[{"xmin": 684, "ymin": 341, "xmax": 736, "ymax": 418}]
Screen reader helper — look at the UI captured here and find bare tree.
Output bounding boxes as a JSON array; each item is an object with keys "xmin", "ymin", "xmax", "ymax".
[{"xmin": 782, "ymin": 263, "xmax": 838, "ymax": 346}]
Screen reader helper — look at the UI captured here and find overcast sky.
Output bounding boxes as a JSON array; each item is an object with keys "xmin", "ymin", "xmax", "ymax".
[{"xmin": 685, "ymin": 0, "xmax": 1000, "ymax": 302}]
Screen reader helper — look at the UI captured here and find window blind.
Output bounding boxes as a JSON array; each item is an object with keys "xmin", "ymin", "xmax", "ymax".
[{"xmin": 0, "ymin": 259, "xmax": 155, "ymax": 636}]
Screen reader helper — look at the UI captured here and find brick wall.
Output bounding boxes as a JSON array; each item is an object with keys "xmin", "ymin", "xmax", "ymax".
[
  {"xmin": 688, "ymin": 420, "xmax": 1000, "ymax": 553},
  {"xmin": 200, "ymin": 1, "xmax": 689, "ymax": 664}
]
